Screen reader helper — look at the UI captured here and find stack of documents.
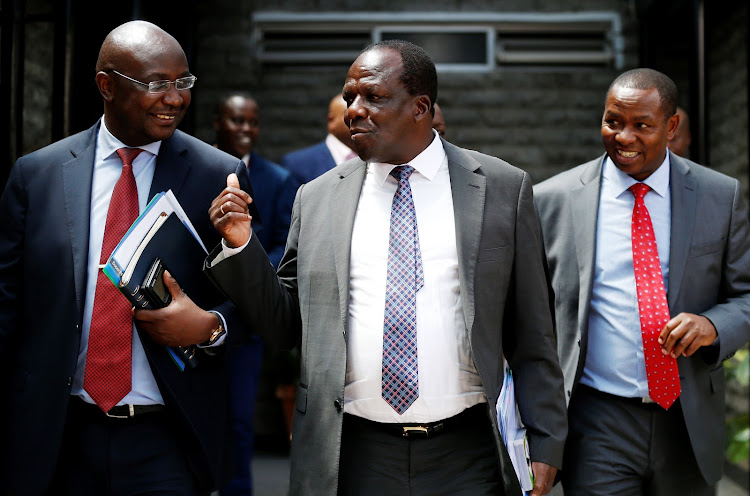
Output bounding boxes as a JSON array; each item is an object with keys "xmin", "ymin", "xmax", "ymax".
[
  {"xmin": 496, "ymin": 358, "xmax": 534, "ymax": 494},
  {"xmin": 102, "ymin": 190, "xmax": 207, "ymax": 370}
]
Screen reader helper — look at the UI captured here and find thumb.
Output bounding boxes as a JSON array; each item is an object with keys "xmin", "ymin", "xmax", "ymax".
[
  {"xmin": 162, "ymin": 269, "xmax": 182, "ymax": 297},
  {"xmin": 227, "ymin": 173, "xmax": 240, "ymax": 189}
]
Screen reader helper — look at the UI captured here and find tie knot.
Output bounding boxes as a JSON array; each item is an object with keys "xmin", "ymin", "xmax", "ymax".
[
  {"xmin": 629, "ymin": 182, "xmax": 650, "ymax": 200},
  {"xmin": 116, "ymin": 147, "xmax": 143, "ymax": 167},
  {"xmin": 390, "ymin": 165, "xmax": 414, "ymax": 182}
]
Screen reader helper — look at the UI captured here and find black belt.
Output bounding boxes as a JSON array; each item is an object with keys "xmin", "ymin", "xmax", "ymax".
[
  {"xmin": 70, "ymin": 396, "xmax": 166, "ymax": 419},
  {"xmin": 345, "ymin": 403, "xmax": 487, "ymax": 439},
  {"xmin": 578, "ymin": 384, "xmax": 665, "ymax": 410}
]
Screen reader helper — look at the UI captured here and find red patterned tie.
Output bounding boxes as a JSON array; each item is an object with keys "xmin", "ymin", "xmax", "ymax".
[
  {"xmin": 83, "ymin": 147, "xmax": 142, "ymax": 412},
  {"xmin": 629, "ymin": 183, "xmax": 681, "ymax": 409}
]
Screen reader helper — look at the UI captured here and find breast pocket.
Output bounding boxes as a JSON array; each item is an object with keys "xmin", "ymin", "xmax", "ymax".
[
  {"xmin": 477, "ymin": 246, "xmax": 509, "ymax": 264},
  {"xmin": 688, "ymin": 238, "xmax": 725, "ymax": 258}
]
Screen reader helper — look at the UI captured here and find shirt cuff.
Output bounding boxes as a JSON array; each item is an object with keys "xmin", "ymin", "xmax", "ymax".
[
  {"xmin": 197, "ymin": 310, "xmax": 228, "ymax": 348},
  {"xmin": 208, "ymin": 234, "xmax": 252, "ymax": 268}
]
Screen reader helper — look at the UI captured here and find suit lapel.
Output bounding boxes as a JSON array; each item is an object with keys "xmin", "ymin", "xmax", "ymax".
[
  {"xmin": 667, "ymin": 154, "xmax": 696, "ymax": 307},
  {"xmin": 61, "ymin": 124, "xmax": 98, "ymax": 319},
  {"xmin": 332, "ymin": 159, "xmax": 367, "ymax": 336},
  {"xmin": 571, "ymin": 157, "xmax": 604, "ymax": 334},
  {"xmin": 149, "ymin": 131, "xmax": 190, "ymax": 200},
  {"xmin": 444, "ymin": 142, "xmax": 485, "ymax": 333}
]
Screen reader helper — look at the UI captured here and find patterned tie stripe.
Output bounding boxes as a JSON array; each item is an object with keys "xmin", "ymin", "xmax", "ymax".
[
  {"xmin": 629, "ymin": 182, "xmax": 681, "ymax": 410},
  {"xmin": 382, "ymin": 165, "xmax": 423, "ymax": 414},
  {"xmin": 83, "ymin": 147, "xmax": 142, "ymax": 412}
]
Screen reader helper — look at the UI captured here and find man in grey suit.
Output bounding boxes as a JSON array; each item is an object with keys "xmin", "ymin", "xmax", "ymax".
[
  {"xmin": 205, "ymin": 40, "xmax": 567, "ymax": 495},
  {"xmin": 534, "ymin": 68, "xmax": 750, "ymax": 495}
]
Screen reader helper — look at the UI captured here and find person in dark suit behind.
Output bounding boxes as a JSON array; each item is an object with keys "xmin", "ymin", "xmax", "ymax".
[
  {"xmin": 279, "ymin": 92, "xmax": 358, "ymax": 184},
  {"xmin": 212, "ymin": 91, "xmax": 296, "ymax": 496},
  {"xmin": 0, "ymin": 20, "xmax": 252, "ymax": 495},
  {"xmin": 213, "ymin": 92, "xmax": 296, "ymax": 268},
  {"xmin": 205, "ymin": 39, "xmax": 567, "ymax": 496},
  {"xmin": 534, "ymin": 68, "xmax": 750, "ymax": 495}
]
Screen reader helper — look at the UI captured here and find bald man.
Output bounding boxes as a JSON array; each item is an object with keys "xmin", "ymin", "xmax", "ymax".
[
  {"xmin": 0, "ymin": 20, "xmax": 251, "ymax": 495},
  {"xmin": 280, "ymin": 93, "xmax": 358, "ymax": 184}
]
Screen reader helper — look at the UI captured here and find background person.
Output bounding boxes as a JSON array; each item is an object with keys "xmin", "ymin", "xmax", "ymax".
[
  {"xmin": 280, "ymin": 92, "xmax": 358, "ymax": 185},
  {"xmin": 668, "ymin": 105, "xmax": 692, "ymax": 158},
  {"xmin": 432, "ymin": 102, "xmax": 447, "ymax": 138},
  {"xmin": 212, "ymin": 91, "xmax": 296, "ymax": 496}
]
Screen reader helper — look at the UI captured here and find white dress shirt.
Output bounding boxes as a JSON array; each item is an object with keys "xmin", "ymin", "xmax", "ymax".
[
  {"xmin": 580, "ymin": 154, "xmax": 671, "ymax": 399},
  {"xmin": 344, "ymin": 131, "xmax": 485, "ymax": 423},
  {"xmin": 72, "ymin": 118, "xmax": 165, "ymax": 406},
  {"xmin": 325, "ymin": 133, "xmax": 357, "ymax": 166}
]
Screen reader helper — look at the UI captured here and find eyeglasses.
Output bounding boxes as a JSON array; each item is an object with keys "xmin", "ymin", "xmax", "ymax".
[{"xmin": 108, "ymin": 70, "xmax": 197, "ymax": 94}]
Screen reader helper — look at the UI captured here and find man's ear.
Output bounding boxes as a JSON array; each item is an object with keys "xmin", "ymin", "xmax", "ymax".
[
  {"xmin": 666, "ymin": 112, "xmax": 680, "ymax": 141},
  {"xmin": 96, "ymin": 71, "xmax": 114, "ymax": 102},
  {"xmin": 414, "ymin": 95, "xmax": 431, "ymax": 121}
]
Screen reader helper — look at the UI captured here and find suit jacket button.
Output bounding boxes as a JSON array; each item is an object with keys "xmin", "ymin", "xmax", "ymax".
[{"xmin": 334, "ymin": 399, "xmax": 343, "ymax": 411}]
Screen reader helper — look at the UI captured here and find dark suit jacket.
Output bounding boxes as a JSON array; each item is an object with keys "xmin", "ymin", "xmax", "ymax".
[
  {"xmin": 279, "ymin": 140, "xmax": 336, "ymax": 185},
  {"xmin": 247, "ymin": 151, "xmax": 297, "ymax": 268},
  {"xmin": 0, "ymin": 121, "xmax": 250, "ymax": 495},
  {"xmin": 533, "ymin": 152, "xmax": 750, "ymax": 485},
  {"xmin": 207, "ymin": 140, "xmax": 568, "ymax": 495}
]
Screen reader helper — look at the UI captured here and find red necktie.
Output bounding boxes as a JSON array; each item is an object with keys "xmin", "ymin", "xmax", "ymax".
[
  {"xmin": 629, "ymin": 183, "xmax": 681, "ymax": 409},
  {"xmin": 83, "ymin": 147, "xmax": 142, "ymax": 412}
]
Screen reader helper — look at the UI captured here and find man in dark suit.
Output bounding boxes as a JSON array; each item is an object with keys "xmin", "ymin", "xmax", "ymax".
[
  {"xmin": 0, "ymin": 20, "xmax": 250, "ymax": 495},
  {"xmin": 534, "ymin": 68, "xmax": 750, "ymax": 495},
  {"xmin": 279, "ymin": 92, "xmax": 357, "ymax": 184},
  {"xmin": 206, "ymin": 39, "xmax": 567, "ymax": 496},
  {"xmin": 213, "ymin": 91, "xmax": 296, "ymax": 268},
  {"xmin": 213, "ymin": 91, "xmax": 296, "ymax": 496}
]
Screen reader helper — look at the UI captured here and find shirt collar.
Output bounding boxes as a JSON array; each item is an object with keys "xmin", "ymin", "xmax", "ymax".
[
  {"xmin": 371, "ymin": 130, "xmax": 445, "ymax": 186},
  {"xmin": 98, "ymin": 116, "xmax": 162, "ymax": 160},
  {"xmin": 603, "ymin": 151, "xmax": 670, "ymax": 199}
]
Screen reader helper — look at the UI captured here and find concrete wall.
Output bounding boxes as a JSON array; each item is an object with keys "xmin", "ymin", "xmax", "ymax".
[{"xmin": 191, "ymin": 1, "xmax": 640, "ymax": 184}]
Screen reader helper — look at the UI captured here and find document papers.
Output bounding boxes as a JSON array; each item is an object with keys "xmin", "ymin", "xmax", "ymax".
[
  {"xmin": 496, "ymin": 358, "xmax": 534, "ymax": 493},
  {"xmin": 102, "ymin": 190, "xmax": 207, "ymax": 371},
  {"xmin": 103, "ymin": 189, "xmax": 206, "ymax": 288}
]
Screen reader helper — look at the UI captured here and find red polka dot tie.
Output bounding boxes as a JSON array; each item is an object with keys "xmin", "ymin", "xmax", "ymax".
[
  {"xmin": 629, "ymin": 183, "xmax": 681, "ymax": 410},
  {"xmin": 83, "ymin": 147, "xmax": 142, "ymax": 412}
]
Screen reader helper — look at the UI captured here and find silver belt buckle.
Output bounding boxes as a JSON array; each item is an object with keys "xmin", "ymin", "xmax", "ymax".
[{"xmin": 105, "ymin": 404, "xmax": 135, "ymax": 418}]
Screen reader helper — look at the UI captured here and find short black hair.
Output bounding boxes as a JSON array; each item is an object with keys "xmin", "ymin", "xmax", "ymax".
[
  {"xmin": 361, "ymin": 39, "xmax": 438, "ymax": 115},
  {"xmin": 214, "ymin": 91, "xmax": 256, "ymax": 117},
  {"xmin": 607, "ymin": 68, "xmax": 678, "ymax": 119}
]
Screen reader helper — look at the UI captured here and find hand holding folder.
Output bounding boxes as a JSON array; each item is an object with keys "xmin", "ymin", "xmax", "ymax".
[
  {"xmin": 102, "ymin": 190, "xmax": 209, "ymax": 370},
  {"xmin": 496, "ymin": 358, "xmax": 534, "ymax": 494}
]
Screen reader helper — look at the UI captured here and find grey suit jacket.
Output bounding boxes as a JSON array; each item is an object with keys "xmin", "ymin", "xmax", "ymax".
[
  {"xmin": 533, "ymin": 152, "xmax": 750, "ymax": 485},
  {"xmin": 207, "ymin": 139, "xmax": 568, "ymax": 495}
]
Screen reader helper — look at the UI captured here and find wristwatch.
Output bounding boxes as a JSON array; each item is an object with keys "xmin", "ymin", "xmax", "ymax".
[{"xmin": 201, "ymin": 321, "xmax": 226, "ymax": 347}]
